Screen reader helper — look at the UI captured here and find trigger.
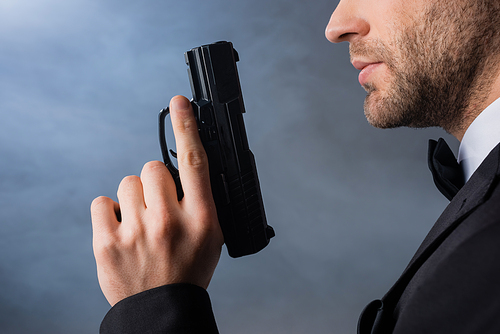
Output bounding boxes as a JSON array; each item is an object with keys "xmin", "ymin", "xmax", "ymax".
[{"xmin": 169, "ymin": 149, "xmax": 177, "ymax": 159}]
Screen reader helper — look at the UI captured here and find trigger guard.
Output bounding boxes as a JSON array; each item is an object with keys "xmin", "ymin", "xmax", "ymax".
[{"xmin": 158, "ymin": 107, "xmax": 184, "ymax": 200}]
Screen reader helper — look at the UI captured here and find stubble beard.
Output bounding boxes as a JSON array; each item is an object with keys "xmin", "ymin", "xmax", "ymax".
[{"xmin": 352, "ymin": 1, "xmax": 500, "ymax": 135}]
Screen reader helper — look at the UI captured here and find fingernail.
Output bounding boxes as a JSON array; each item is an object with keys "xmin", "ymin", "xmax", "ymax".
[{"xmin": 171, "ymin": 96, "xmax": 190, "ymax": 110}]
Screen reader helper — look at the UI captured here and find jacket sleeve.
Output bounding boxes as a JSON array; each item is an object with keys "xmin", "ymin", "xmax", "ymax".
[{"xmin": 100, "ymin": 283, "xmax": 219, "ymax": 334}]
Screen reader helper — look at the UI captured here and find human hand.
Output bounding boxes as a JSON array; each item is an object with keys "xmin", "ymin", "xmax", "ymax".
[{"xmin": 91, "ymin": 95, "xmax": 224, "ymax": 306}]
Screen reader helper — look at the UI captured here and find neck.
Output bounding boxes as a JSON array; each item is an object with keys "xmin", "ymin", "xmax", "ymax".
[{"xmin": 451, "ymin": 66, "xmax": 500, "ymax": 141}]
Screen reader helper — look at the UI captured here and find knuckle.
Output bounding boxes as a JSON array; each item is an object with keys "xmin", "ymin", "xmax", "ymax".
[
  {"xmin": 191, "ymin": 210, "xmax": 222, "ymax": 239},
  {"xmin": 93, "ymin": 231, "xmax": 119, "ymax": 261},
  {"xmin": 179, "ymin": 116, "xmax": 198, "ymax": 132},
  {"xmin": 153, "ymin": 212, "xmax": 183, "ymax": 239},
  {"xmin": 141, "ymin": 161, "xmax": 172, "ymax": 186},
  {"xmin": 91, "ymin": 196, "xmax": 111, "ymax": 211},
  {"xmin": 151, "ymin": 224, "xmax": 181, "ymax": 248},
  {"xmin": 120, "ymin": 225, "xmax": 144, "ymax": 247},
  {"xmin": 179, "ymin": 149, "xmax": 207, "ymax": 169},
  {"xmin": 142, "ymin": 160, "xmax": 166, "ymax": 174},
  {"xmin": 118, "ymin": 175, "xmax": 141, "ymax": 191}
]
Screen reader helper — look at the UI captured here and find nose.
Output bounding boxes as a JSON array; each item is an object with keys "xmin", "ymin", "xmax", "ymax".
[{"xmin": 325, "ymin": 0, "xmax": 369, "ymax": 43}]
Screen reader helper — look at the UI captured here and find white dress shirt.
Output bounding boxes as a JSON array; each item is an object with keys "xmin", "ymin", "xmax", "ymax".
[{"xmin": 458, "ymin": 97, "xmax": 500, "ymax": 182}]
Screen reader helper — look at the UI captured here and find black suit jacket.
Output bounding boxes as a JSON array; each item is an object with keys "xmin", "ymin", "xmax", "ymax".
[
  {"xmin": 360, "ymin": 143, "xmax": 500, "ymax": 333},
  {"xmin": 100, "ymin": 284, "xmax": 219, "ymax": 334},
  {"xmin": 101, "ymin": 144, "xmax": 500, "ymax": 334},
  {"xmin": 392, "ymin": 142, "xmax": 500, "ymax": 333}
]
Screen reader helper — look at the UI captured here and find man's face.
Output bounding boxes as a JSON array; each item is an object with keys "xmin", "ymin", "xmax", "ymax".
[{"xmin": 325, "ymin": 0, "xmax": 500, "ymax": 136}]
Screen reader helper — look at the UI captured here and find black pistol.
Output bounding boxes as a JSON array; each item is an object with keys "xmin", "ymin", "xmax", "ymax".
[{"xmin": 159, "ymin": 41, "xmax": 275, "ymax": 258}]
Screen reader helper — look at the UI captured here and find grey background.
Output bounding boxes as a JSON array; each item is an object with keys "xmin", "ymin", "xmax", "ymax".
[{"xmin": 0, "ymin": 0, "xmax": 457, "ymax": 333}]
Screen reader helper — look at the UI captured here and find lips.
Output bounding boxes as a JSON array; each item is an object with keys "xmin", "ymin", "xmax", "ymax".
[{"xmin": 352, "ymin": 61, "xmax": 383, "ymax": 86}]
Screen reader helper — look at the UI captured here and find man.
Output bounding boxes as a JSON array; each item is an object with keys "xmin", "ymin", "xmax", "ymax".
[{"xmin": 91, "ymin": 0, "xmax": 500, "ymax": 332}]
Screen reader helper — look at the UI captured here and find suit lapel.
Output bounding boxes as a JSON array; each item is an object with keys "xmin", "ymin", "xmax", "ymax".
[
  {"xmin": 406, "ymin": 143, "xmax": 500, "ymax": 270},
  {"xmin": 360, "ymin": 144, "xmax": 500, "ymax": 334}
]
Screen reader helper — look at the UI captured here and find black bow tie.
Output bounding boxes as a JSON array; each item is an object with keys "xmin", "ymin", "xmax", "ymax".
[{"xmin": 428, "ymin": 138, "xmax": 465, "ymax": 201}]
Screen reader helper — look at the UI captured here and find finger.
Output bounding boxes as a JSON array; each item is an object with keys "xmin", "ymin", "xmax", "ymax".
[
  {"xmin": 91, "ymin": 196, "xmax": 120, "ymax": 235},
  {"xmin": 116, "ymin": 175, "xmax": 146, "ymax": 222},
  {"xmin": 169, "ymin": 95, "xmax": 213, "ymax": 207},
  {"xmin": 140, "ymin": 160, "xmax": 179, "ymax": 210}
]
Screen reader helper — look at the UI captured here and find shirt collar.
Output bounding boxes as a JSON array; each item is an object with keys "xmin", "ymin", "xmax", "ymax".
[{"xmin": 458, "ymin": 97, "xmax": 500, "ymax": 182}]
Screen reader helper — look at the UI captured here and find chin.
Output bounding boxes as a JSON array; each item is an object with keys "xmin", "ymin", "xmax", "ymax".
[{"xmin": 363, "ymin": 101, "xmax": 404, "ymax": 130}]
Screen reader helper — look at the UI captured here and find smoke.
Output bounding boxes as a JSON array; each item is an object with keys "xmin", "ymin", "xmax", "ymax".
[{"xmin": 0, "ymin": 0, "xmax": 454, "ymax": 333}]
